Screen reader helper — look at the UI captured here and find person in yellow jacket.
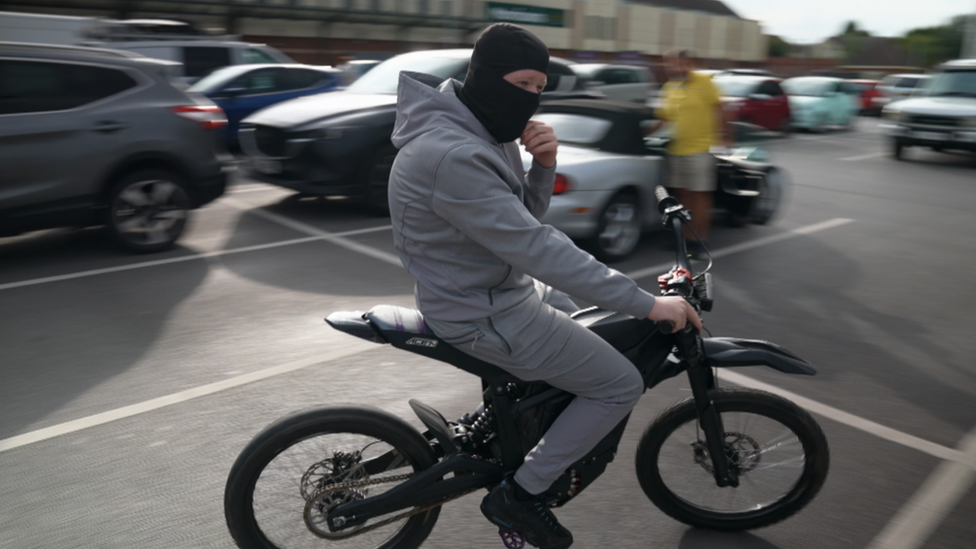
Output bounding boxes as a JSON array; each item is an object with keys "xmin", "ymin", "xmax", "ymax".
[{"xmin": 649, "ymin": 49, "xmax": 732, "ymax": 249}]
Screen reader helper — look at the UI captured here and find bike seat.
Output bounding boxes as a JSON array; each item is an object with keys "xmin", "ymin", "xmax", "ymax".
[{"xmin": 366, "ymin": 305, "xmax": 519, "ymax": 383}]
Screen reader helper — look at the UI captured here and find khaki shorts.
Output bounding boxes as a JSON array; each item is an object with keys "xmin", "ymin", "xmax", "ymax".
[{"xmin": 667, "ymin": 152, "xmax": 716, "ymax": 192}]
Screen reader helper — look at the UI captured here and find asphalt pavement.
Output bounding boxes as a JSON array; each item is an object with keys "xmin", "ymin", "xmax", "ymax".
[{"xmin": 1, "ymin": 118, "xmax": 974, "ymax": 549}]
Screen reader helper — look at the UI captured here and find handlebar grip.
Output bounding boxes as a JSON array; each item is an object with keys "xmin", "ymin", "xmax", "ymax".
[
  {"xmin": 655, "ymin": 185, "xmax": 678, "ymax": 215},
  {"xmin": 656, "ymin": 320, "xmax": 675, "ymax": 334},
  {"xmin": 654, "ymin": 185, "xmax": 670, "ymax": 204}
]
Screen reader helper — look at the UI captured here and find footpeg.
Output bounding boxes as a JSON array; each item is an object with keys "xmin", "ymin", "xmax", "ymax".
[{"xmin": 499, "ymin": 528, "xmax": 526, "ymax": 549}]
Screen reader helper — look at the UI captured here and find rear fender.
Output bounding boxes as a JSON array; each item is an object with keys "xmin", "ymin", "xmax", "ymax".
[
  {"xmin": 325, "ymin": 311, "xmax": 387, "ymax": 344},
  {"xmin": 703, "ymin": 337, "xmax": 816, "ymax": 375}
]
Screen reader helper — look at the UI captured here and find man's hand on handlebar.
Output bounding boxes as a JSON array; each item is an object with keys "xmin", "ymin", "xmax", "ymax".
[{"xmin": 647, "ymin": 296, "xmax": 703, "ymax": 333}]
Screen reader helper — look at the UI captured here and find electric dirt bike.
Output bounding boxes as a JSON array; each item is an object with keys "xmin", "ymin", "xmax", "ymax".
[{"xmin": 224, "ymin": 186, "xmax": 830, "ymax": 549}]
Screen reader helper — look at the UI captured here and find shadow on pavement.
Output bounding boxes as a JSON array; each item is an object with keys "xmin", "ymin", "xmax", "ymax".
[
  {"xmin": 707, "ymin": 228, "xmax": 976, "ymax": 436},
  {"xmin": 679, "ymin": 528, "xmax": 783, "ymax": 549},
  {"xmin": 218, "ymin": 194, "xmax": 414, "ymax": 298},
  {"xmin": 0, "ymin": 252, "xmax": 209, "ymax": 440}
]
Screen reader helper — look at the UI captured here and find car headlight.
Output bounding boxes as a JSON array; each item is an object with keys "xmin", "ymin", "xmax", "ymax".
[{"xmin": 881, "ymin": 108, "xmax": 904, "ymax": 123}]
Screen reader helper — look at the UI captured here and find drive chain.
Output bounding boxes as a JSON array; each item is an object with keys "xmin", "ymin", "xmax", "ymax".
[{"xmin": 303, "ymin": 473, "xmax": 480, "ymax": 539}]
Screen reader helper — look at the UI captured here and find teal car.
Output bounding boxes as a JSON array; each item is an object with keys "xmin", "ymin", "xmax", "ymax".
[{"xmin": 782, "ymin": 77, "xmax": 861, "ymax": 132}]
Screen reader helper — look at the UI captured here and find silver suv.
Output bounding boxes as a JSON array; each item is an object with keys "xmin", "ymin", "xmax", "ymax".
[
  {"xmin": 0, "ymin": 42, "xmax": 230, "ymax": 252},
  {"xmin": 106, "ymin": 40, "xmax": 293, "ymax": 85},
  {"xmin": 882, "ymin": 60, "xmax": 976, "ymax": 160}
]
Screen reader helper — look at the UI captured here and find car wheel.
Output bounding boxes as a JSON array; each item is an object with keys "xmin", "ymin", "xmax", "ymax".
[
  {"xmin": 892, "ymin": 139, "xmax": 905, "ymax": 161},
  {"xmin": 587, "ymin": 191, "xmax": 642, "ymax": 262},
  {"xmin": 779, "ymin": 116, "xmax": 793, "ymax": 137},
  {"xmin": 107, "ymin": 169, "xmax": 191, "ymax": 253},
  {"xmin": 813, "ymin": 113, "xmax": 828, "ymax": 134},
  {"xmin": 748, "ymin": 168, "xmax": 784, "ymax": 225},
  {"xmin": 362, "ymin": 143, "xmax": 397, "ymax": 216}
]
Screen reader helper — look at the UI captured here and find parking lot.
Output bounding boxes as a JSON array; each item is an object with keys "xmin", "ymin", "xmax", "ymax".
[{"xmin": 1, "ymin": 118, "xmax": 975, "ymax": 549}]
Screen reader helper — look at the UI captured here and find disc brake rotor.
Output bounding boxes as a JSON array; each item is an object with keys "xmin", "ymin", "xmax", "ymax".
[{"xmin": 691, "ymin": 431, "xmax": 763, "ymax": 475}]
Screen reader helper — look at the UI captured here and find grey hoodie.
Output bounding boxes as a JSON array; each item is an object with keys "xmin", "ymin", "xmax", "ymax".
[{"xmin": 389, "ymin": 71, "xmax": 656, "ymax": 322}]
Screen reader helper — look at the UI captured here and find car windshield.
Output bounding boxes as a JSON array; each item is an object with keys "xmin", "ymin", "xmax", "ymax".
[
  {"xmin": 347, "ymin": 54, "xmax": 468, "ymax": 94},
  {"xmin": 713, "ymin": 78, "xmax": 757, "ymax": 97},
  {"xmin": 533, "ymin": 113, "xmax": 613, "ymax": 145},
  {"xmin": 783, "ymin": 79, "xmax": 828, "ymax": 96},
  {"xmin": 187, "ymin": 65, "xmax": 253, "ymax": 93},
  {"xmin": 925, "ymin": 71, "xmax": 976, "ymax": 98}
]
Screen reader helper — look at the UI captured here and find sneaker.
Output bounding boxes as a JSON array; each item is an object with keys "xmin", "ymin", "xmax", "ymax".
[{"xmin": 480, "ymin": 478, "xmax": 573, "ymax": 549}]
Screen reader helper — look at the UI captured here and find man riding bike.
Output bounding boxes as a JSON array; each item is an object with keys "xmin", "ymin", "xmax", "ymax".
[{"xmin": 387, "ymin": 23, "xmax": 701, "ymax": 549}]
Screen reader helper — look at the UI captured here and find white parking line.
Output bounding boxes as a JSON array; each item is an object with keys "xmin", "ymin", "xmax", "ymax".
[
  {"xmin": 720, "ymin": 371, "xmax": 973, "ymax": 468},
  {"xmin": 227, "ymin": 184, "xmax": 276, "ymax": 194},
  {"xmin": 624, "ymin": 218, "xmax": 854, "ymax": 281},
  {"xmin": 222, "ymin": 196, "xmax": 403, "ymax": 267},
  {"xmin": 865, "ymin": 428, "xmax": 976, "ymax": 549},
  {"xmin": 0, "ymin": 225, "xmax": 392, "ymax": 292},
  {"xmin": 0, "ymin": 342, "xmax": 375, "ymax": 453},
  {"xmin": 840, "ymin": 151, "xmax": 886, "ymax": 161}
]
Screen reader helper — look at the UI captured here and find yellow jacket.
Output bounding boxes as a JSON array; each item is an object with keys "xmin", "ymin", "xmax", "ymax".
[{"xmin": 656, "ymin": 72, "xmax": 721, "ymax": 156}]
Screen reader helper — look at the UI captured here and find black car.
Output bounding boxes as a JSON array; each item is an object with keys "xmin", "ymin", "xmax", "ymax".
[{"xmin": 238, "ymin": 49, "xmax": 600, "ymax": 213}]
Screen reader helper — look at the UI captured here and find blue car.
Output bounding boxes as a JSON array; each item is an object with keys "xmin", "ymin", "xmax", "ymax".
[
  {"xmin": 187, "ymin": 64, "xmax": 342, "ymax": 139},
  {"xmin": 782, "ymin": 76, "xmax": 861, "ymax": 132}
]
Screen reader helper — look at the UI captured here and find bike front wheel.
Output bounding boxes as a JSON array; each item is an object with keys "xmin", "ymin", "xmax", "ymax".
[
  {"xmin": 635, "ymin": 389, "xmax": 829, "ymax": 530},
  {"xmin": 225, "ymin": 406, "xmax": 440, "ymax": 549}
]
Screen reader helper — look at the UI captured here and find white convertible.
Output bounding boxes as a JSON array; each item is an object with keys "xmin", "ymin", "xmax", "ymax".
[{"xmin": 524, "ymin": 100, "xmax": 786, "ymax": 261}]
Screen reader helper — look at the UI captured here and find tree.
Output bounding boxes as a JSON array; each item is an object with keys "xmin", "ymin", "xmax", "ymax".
[
  {"xmin": 768, "ymin": 35, "xmax": 789, "ymax": 58},
  {"xmin": 898, "ymin": 16, "xmax": 965, "ymax": 67},
  {"xmin": 841, "ymin": 21, "xmax": 870, "ymax": 38},
  {"xmin": 837, "ymin": 21, "xmax": 871, "ymax": 60}
]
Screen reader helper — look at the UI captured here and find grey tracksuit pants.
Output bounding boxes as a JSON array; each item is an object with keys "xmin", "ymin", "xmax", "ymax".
[{"xmin": 425, "ymin": 281, "xmax": 644, "ymax": 495}]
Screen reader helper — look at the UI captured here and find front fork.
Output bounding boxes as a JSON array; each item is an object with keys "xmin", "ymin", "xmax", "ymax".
[{"xmin": 675, "ymin": 328, "xmax": 739, "ymax": 488}]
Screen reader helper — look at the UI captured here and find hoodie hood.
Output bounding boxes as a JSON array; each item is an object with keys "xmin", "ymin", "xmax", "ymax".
[{"xmin": 391, "ymin": 71, "xmax": 496, "ymax": 149}]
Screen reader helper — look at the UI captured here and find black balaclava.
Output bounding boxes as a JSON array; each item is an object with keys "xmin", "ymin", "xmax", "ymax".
[{"xmin": 458, "ymin": 23, "xmax": 550, "ymax": 143}]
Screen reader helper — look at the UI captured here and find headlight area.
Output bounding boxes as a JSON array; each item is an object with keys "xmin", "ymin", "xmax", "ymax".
[
  {"xmin": 879, "ymin": 108, "xmax": 908, "ymax": 135},
  {"xmin": 880, "ymin": 108, "xmax": 905, "ymax": 123}
]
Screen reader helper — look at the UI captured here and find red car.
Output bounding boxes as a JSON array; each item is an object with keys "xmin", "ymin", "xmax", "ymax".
[
  {"xmin": 850, "ymin": 79, "xmax": 882, "ymax": 116},
  {"xmin": 712, "ymin": 75, "xmax": 792, "ymax": 132}
]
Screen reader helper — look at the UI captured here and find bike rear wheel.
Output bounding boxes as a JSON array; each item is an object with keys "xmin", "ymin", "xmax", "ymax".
[
  {"xmin": 635, "ymin": 389, "xmax": 829, "ymax": 530},
  {"xmin": 225, "ymin": 406, "xmax": 440, "ymax": 549}
]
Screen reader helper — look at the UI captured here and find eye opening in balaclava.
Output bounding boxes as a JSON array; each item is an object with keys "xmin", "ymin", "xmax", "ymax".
[{"xmin": 458, "ymin": 23, "xmax": 550, "ymax": 143}]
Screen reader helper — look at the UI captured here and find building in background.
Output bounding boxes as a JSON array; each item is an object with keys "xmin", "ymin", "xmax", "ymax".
[
  {"xmin": 0, "ymin": 0, "xmax": 766, "ymax": 72},
  {"xmin": 963, "ymin": 8, "xmax": 976, "ymax": 58}
]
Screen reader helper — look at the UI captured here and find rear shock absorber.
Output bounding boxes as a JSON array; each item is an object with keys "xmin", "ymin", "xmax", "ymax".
[{"xmin": 468, "ymin": 403, "xmax": 497, "ymax": 449}]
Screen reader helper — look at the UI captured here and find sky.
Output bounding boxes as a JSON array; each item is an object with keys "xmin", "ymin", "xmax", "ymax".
[{"xmin": 724, "ymin": 0, "xmax": 975, "ymax": 44}]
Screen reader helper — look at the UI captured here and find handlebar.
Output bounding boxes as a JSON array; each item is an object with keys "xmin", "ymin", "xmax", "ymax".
[
  {"xmin": 653, "ymin": 186, "xmax": 714, "ymax": 331},
  {"xmin": 654, "ymin": 186, "xmax": 692, "ymax": 274},
  {"xmin": 656, "ymin": 319, "xmax": 676, "ymax": 334}
]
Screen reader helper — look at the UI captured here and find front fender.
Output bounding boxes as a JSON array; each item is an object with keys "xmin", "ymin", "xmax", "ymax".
[{"xmin": 703, "ymin": 337, "xmax": 816, "ymax": 375}]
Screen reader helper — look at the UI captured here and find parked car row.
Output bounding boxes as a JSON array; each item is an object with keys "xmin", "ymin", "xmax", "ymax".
[
  {"xmin": 705, "ymin": 74, "xmax": 860, "ymax": 133},
  {"xmin": 4, "ymin": 37, "xmax": 965, "ymax": 258}
]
